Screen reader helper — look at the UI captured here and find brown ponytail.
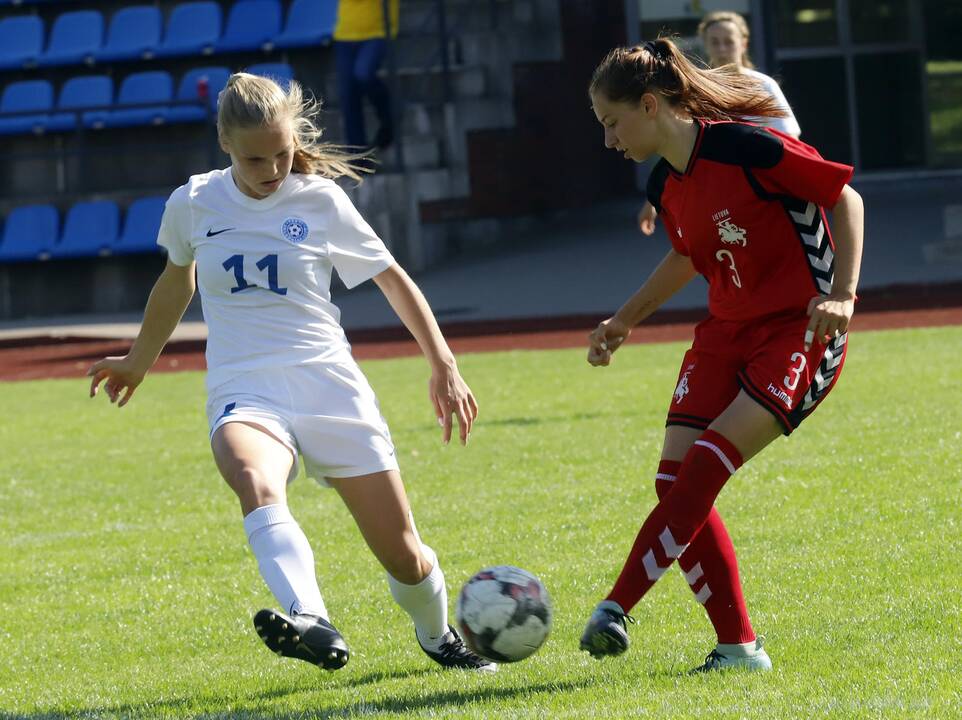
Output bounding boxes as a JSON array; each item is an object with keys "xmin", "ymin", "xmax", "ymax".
[{"xmin": 589, "ymin": 39, "xmax": 786, "ymax": 122}]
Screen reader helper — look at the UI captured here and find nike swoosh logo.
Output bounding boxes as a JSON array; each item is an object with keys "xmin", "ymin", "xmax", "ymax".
[{"xmin": 206, "ymin": 227, "xmax": 235, "ymax": 237}]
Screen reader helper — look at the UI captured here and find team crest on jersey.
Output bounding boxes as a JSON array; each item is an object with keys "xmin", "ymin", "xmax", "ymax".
[
  {"xmin": 674, "ymin": 364, "xmax": 695, "ymax": 404},
  {"xmin": 281, "ymin": 217, "xmax": 309, "ymax": 244},
  {"xmin": 713, "ymin": 208, "xmax": 747, "ymax": 247}
]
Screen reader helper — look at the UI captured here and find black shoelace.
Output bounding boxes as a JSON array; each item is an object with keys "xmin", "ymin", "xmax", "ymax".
[
  {"xmin": 606, "ymin": 609, "xmax": 636, "ymax": 629},
  {"xmin": 702, "ymin": 649, "xmax": 725, "ymax": 669},
  {"xmin": 438, "ymin": 635, "xmax": 487, "ymax": 666}
]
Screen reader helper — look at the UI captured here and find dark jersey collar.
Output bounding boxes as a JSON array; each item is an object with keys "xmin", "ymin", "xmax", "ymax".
[{"xmin": 665, "ymin": 119, "xmax": 707, "ymax": 178}]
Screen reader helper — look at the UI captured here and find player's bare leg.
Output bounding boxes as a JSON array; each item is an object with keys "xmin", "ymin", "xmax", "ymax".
[
  {"xmin": 213, "ymin": 422, "xmax": 349, "ymax": 670},
  {"xmin": 329, "ymin": 470, "xmax": 496, "ymax": 672}
]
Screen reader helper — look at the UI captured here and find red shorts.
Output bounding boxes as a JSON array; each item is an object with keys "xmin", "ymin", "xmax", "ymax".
[{"xmin": 666, "ymin": 311, "xmax": 848, "ymax": 435}]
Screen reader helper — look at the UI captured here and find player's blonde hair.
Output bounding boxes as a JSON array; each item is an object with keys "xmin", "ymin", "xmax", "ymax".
[
  {"xmin": 589, "ymin": 38, "xmax": 785, "ymax": 122},
  {"xmin": 217, "ymin": 72, "xmax": 370, "ymax": 182},
  {"xmin": 698, "ymin": 10, "xmax": 755, "ymax": 69}
]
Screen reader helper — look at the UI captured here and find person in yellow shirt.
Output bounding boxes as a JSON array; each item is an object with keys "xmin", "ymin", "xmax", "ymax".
[{"xmin": 334, "ymin": 0, "xmax": 400, "ymax": 151}]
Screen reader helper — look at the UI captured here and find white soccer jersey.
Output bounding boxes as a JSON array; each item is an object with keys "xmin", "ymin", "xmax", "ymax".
[
  {"xmin": 158, "ymin": 167, "xmax": 394, "ymax": 392},
  {"xmin": 744, "ymin": 69, "xmax": 802, "ymax": 137}
]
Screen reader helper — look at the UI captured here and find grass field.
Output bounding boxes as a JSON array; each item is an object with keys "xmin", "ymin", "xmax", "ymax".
[{"xmin": 1, "ymin": 326, "xmax": 960, "ymax": 719}]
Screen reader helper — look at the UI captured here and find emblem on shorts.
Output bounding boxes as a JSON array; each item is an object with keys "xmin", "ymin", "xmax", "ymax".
[
  {"xmin": 281, "ymin": 217, "xmax": 309, "ymax": 244},
  {"xmin": 713, "ymin": 208, "xmax": 747, "ymax": 247},
  {"xmin": 674, "ymin": 364, "xmax": 695, "ymax": 404}
]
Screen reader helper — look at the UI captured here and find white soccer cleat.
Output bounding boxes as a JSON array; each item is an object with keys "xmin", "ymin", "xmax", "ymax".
[{"xmin": 692, "ymin": 636, "xmax": 772, "ymax": 673}]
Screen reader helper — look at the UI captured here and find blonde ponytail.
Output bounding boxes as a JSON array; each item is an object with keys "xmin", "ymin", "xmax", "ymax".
[{"xmin": 217, "ymin": 72, "xmax": 371, "ymax": 182}]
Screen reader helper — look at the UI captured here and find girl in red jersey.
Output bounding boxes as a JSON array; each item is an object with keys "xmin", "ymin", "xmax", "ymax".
[
  {"xmin": 637, "ymin": 10, "xmax": 801, "ymax": 236},
  {"xmin": 580, "ymin": 39, "xmax": 864, "ymax": 672}
]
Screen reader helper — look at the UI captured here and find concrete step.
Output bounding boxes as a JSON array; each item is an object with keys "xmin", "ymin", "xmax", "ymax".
[
  {"xmin": 399, "ymin": 0, "xmax": 519, "ymax": 36},
  {"xmin": 389, "ymin": 25, "xmax": 562, "ymax": 78},
  {"xmin": 320, "ymin": 63, "xmax": 487, "ymax": 107}
]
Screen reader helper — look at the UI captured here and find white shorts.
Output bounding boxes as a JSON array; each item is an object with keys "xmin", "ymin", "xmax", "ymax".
[{"xmin": 206, "ymin": 362, "xmax": 399, "ymax": 487}]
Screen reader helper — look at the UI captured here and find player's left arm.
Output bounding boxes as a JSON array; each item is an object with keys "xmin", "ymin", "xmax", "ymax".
[
  {"xmin": 804, "ymin": 184, "xmax": 864, "ymax": 351},
  {"xmin": 373, "ymin": 262, "xmax": 477, "ymax": 445}
]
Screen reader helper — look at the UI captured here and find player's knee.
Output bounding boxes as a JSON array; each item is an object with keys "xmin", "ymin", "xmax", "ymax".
[
  {"xmin": 383, "ymin": 536, "xmax": 427, "ymax": 585},
  {"xmin": 228, "ymin": 467, "xmax": 283, "ymax": 511},
  {"xmin": 661, "ymin": 482, "xmax": 714, "ymax": 539}
]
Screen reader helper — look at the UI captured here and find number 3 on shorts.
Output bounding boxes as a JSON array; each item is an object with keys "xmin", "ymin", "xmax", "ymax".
[{"xmin": 783, "ymin": 352, "xmax": 807, "ymax": 391}]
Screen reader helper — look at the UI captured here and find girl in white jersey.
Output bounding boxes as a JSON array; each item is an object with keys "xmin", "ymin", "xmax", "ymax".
[
  {"xmin": 88, "ymin": 73, "xmax": 495, "ymax": 673},
  {"xmin": 637, "ymin": 11, "xmax": 801, "ymax": 235}
]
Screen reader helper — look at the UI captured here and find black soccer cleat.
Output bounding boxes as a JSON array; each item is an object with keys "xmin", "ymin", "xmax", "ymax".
[
  {"xmin": 253, "ymin": 609, "xmax": 350, "ymax": 671},
  {"xmin": 579, "ymin": 601, "xmax": 634, "ymax": 659},
  {"xmin": 418, "ymin": 625, "xmax": 497, "ymax": 673}
]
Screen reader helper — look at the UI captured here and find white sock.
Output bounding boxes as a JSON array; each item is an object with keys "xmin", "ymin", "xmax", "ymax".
[
  {"xmin": 386, "ymin": 544, "xmax": 448, "ymax": 648},
  {"xmin": 243, "ymin": 504, "xmax": 328, "ymax": 620},
  {"xmin": 716, "ymin": 640, "xmax": 758, "ymax": 657}
]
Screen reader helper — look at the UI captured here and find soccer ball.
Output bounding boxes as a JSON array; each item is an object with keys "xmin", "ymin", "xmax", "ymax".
[{"xmin": 455, "ymin": 565, "xmax": 552, "ymax": 662}]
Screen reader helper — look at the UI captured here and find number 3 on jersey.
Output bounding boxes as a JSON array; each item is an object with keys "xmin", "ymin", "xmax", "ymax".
[
  {"xmin": 222, "ymin": 254, "xmax": 288, "ymax": 295},
  {"xmin": 715, "ymin": 249, "xmax": 742, "ymax": 288}
]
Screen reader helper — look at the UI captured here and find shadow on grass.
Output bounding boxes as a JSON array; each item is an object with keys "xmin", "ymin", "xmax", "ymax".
[
  {"xmin": 407, "ymin": 410, "xmax": 642, "ymax": 434},
  {"xmin": 317, "ymin": 679, "xmax": 592, "ymax": 717},
  {"xmin": 8, "ymin": 678, "xmax": 591, "ymax": 719},
  {"xmin": 340, "ymin": 666, "xmax": 435, "ymax": 687}
]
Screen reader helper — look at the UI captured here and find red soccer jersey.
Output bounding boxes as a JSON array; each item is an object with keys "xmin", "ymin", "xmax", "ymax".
[{"xmin": 647, "ymin": 120, "xmax": 854, "ymax": 321}]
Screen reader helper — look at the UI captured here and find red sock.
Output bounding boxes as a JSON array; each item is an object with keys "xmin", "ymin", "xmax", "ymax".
[
  {"xmin": 656, "ymin": 460, "xmax": 755, "ymax": 644},
  {"xmin": 607, "ymin": 430, "xmax": 744, "ymax": 614}
]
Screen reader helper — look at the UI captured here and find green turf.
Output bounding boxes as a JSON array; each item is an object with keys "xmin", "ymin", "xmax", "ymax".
[{"xmin": 1, "ymin": 326, "xmax": 960, "ymax": 719}]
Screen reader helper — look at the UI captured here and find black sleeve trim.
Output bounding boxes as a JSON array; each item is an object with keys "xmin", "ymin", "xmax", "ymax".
[{"xmin": 699, "ymin": 123, "xmax": 785, "ymax": 169}]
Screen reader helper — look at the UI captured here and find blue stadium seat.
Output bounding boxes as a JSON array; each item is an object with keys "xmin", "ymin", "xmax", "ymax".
[
  {"xmin": 94, "ymin": 6, "xmax": 163, "ymax": 63},
  {"xmin": 0, "ymin": 80, "xmax": 53, "ymax": 135},
  {"xmin": 247, "ymin": 62, "xmax": 294, "ymax": 89},
  {"xmin": 272, "ymin": 0, "xmax": 337, "ymax": 49},
  {"xmin": 156, "ymin": 1, "xmax": 222, "ymax": 58},
  {"xmin": 113, "ymin": 196, "xmax": 166, "ymax": 255},
  {"xmin": 0, "ymin": 16, "xmax": 44, "ymax": 70},
  {"xmin": 52, "ymin": 200, "xmax": 120, "ymax": 259},
  {"xmin": 214, "ymin": 0, "xmax": 282, "ymax": 54},
  {"xmin": 37, "ymin": 10, "xmax": 104, "ymax": 67},
  {"xmin": 168, "ymin": 66, "xmax": 230, "ymax": 123},
  {"xmin": 104, "ymin": 71, "xmax": 172, "ymax": 128},
  {"xmin": 0, "ymin": 204, "xmax": 59, "ymax": 262},
  {"xmin": 46, "ymin": 75, "xmax": 113, "ymax": 132}
]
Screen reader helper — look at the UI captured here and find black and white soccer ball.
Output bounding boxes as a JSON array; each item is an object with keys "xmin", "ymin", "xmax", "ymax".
[{"xmin": 455, "ymin": 565, "xmax": 552, "ymax": 662}]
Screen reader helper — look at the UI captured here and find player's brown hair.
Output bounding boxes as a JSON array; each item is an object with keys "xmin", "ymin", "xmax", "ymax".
[
  {"xmin": 589, "ymin": 39, "xmax": 786, "ymax": 122},
  {"xmin": 698, "ymin": 10, "xmax": 755, "ymax": 70},
  {"xmin": 217, "ymin": 72, "xmax": 370, "ymax": 181}
]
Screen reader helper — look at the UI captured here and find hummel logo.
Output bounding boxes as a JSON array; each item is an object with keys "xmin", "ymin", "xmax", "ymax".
[{"xmin": 206, "ymin": 227, "xmax": 235, "ymax": 237}]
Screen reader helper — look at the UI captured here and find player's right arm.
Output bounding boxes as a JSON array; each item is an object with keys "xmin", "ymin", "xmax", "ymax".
[
  {"xmin": 88, "ymin": 259, "xmax": 196, "ymax": 406},
  {"xmin": 588, "ymin": 249, "xmax": 696, "ymax": 366}
]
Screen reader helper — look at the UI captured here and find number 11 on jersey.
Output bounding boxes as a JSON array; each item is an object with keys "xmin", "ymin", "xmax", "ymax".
[{"xmin": 222, "ymin": 254, "xmax": 288, "ymax": 295}]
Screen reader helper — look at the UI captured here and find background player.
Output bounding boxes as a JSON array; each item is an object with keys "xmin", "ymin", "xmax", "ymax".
[
  {"xmin": 88, "ymin": 72, "xmax": 494, "ymax": 674},
  {"xmin": 637, "ymin": 10, "xmax": 800, "ymax": 236},
  {"xmin": 580, "ymin": 39, "xmax": 864, "ymax": 672}
]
